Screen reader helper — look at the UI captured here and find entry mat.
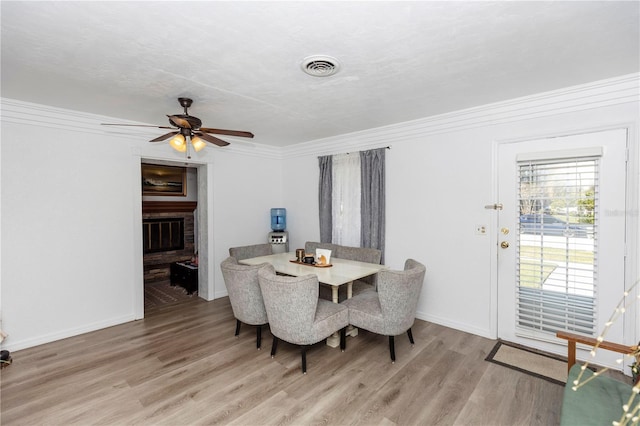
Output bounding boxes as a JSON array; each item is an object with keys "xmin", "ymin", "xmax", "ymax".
[{"xmin": 485, "ymin": 340, "xmax": 567, "ymax": 386}]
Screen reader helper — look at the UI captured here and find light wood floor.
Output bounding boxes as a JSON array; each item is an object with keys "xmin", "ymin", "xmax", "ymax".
[{"xmin": 1, "ymin": 297, "xmax": 565, "ymax": 425}]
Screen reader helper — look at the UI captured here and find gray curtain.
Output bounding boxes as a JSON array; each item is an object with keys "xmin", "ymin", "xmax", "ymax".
[
  {"xmin": 360, "ymin": 148, "xmax": 386, "ymax": 262},
  {"xmin": 318, "ymin": 155, "xmax": 333, "ymax": 243}
]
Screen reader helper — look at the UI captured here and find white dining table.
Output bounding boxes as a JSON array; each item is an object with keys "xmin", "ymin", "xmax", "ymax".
[
  {"xmin": 239, "ymin": 251, "xmax": 388, "ymax": 347},
  {"xmin": 239, "ymin": 251, "xmax": 387, "ymax": 302}
]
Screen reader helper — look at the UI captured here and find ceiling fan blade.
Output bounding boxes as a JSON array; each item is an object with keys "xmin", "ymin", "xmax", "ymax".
[
  {"xmin": 199, "ymin": 128, "xmax": 254, "ymax": 138},
  {"xmin": 101, "ymin": 123, "xmax": 174, "ymax": 129},
  {"xmin": 167, "ymin": 115, "xmax": 191, "ymax": 129},
  {"xmin": 194, "ymin": 132, "xmax": 230, "ymax": 147},
  {"xmin": 149, "ymin": 131, "xmax": 179, "ymax": 142}
]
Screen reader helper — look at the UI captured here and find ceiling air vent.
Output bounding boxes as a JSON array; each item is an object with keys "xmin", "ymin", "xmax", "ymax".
[{"xmin": 301, "ymin": 55, "xmax": 340, "ymax": 77}]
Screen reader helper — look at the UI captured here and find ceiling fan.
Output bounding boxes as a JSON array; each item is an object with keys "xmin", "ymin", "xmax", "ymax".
[{"xmin": 101, "ymin": 97, "xmax": 254, "ymax": 155}]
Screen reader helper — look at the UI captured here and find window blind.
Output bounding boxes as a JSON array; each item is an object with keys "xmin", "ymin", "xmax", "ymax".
[{"xmin": 516, "ymin": 156, "xmax": 599, "ymax": 336}]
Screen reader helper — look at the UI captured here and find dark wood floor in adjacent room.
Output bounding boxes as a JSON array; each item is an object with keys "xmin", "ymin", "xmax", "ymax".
[{"xmin": 0, "ymin": 297, "xmax": 564, "ymax": 425}]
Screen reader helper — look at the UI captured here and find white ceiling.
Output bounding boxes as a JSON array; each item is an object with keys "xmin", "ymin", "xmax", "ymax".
[{"xmin": 2, "ymin": 1, "xmax": 638, "ymax": 147}]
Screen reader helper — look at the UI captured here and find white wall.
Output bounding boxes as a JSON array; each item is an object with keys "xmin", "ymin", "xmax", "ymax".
[
  {"xmin": 2, "ymin": 119, "xmax": 141, "ymax": 349},
  {"xmin": 210, "ymin": 148, "xmax": 283, "ymax": 299},
  {"xmin": 0, "ymin": 101, "xmax": 282, "ymax": 351},
  {"xmin": 282, "ymin": 74, "xmax": 640, "ymax": 340}
]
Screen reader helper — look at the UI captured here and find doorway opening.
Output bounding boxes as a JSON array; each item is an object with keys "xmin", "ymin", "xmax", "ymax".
[{"xmin": 140, "ymin": 162, "xmax": 202, "ymax": 311}]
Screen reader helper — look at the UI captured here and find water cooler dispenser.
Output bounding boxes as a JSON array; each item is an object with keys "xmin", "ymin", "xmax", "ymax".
[{"xmin": 268, "ymin": 208, "xmax": 289, "ymax": 254}]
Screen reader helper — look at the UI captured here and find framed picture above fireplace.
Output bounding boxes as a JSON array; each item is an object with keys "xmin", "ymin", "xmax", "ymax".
[{"xmin": 141, "ymin": 164, "xmax": 186, "ymax": 196}]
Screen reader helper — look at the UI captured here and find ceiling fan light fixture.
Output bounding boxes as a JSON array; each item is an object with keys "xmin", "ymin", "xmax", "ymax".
[
  {"xmin": 301, "ymin": 55, "xmax": 340, "ymax": 77},
  {"xmin": 101, "ymin": 98, "xmax": 253, "ymax": 150},
  {"xmin": 169, "ymin": 134, "xmax": 187, "ymax": 152},
  {"xmin": 191, "ymin": 136, "xmax": 206, "ymax": 152}
]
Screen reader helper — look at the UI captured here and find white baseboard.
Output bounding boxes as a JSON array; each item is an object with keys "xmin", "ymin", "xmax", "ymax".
[
  {"xmin": 2, "ymin": 314, "xmax": 136, "ymax": 352},
  {"xmin": 415, "ymin": 309, "xmax": 494, "ymax": 340}
]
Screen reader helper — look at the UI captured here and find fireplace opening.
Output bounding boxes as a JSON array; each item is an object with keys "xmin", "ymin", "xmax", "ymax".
[{"xmin": 143, "ymin": 217, "xmax": 184, "ymax": 253}]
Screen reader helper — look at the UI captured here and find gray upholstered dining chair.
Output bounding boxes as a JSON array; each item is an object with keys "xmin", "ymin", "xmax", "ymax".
[
  {"xmin": 228, "ymin": 243, "xmax": 273, "ymax": 261},
  {"xmin": 343, "ymin": 259, "xmax": 426, "ymax": 363},
  {"xmin": 304, "ymin": 241, "xmax": 339, "ymax": 256},
  {"xmin": 220, "ymin": 257, "xmax": 270, "ymax": 349},
  {"xmin": 304, "ymin": 241, "xmax": 340, "ymax": 301},
  {"xmin": 257, "ymin": 264, "xmax": 349, "ymax": 374},
  {"xmin": 337, "ymin": 245, "xmax": 382, "ymax": 264},
  {"xmin": 336, "ymin": 245, "xmax": 382, "ymax": 295}
]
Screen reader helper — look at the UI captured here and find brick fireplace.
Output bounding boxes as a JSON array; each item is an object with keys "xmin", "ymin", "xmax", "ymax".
[{"xmin": 142, "ymin": 201, "xmax": 197, "ymax": 283}]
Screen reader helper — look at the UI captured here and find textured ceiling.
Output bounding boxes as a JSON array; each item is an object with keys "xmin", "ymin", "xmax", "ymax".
[{"xmin": 1, "ymin": 1, "xmax": 638, "ymax": 147}]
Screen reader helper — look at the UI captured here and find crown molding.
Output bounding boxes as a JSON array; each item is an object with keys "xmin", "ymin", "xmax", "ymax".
[
  {"xmin": 282, "ymin": 73, "xmax": 640, "ymax": 158},
  {"xmin": 2, "ymin": 73, "xmax": 638, "ymax": 161}
]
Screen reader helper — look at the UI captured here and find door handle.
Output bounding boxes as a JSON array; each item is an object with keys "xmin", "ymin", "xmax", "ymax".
[
  {"xmin": 500, "ymin": 241, "xmax": 509, "ymax": 249},
  {"xmin": 484, "ymin": 203, "xmax": 504, "ymax": 210}
]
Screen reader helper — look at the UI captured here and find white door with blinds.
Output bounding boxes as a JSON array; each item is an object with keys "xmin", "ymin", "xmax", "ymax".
[{"xmin": 496, "ymin": 128, "xmax": 628, "ymax": 365}]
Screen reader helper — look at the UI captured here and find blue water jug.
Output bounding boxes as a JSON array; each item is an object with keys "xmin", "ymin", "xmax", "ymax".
[{"xmin": 270, "ymin": 208, "xmax": 286, "ymax": 231}]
